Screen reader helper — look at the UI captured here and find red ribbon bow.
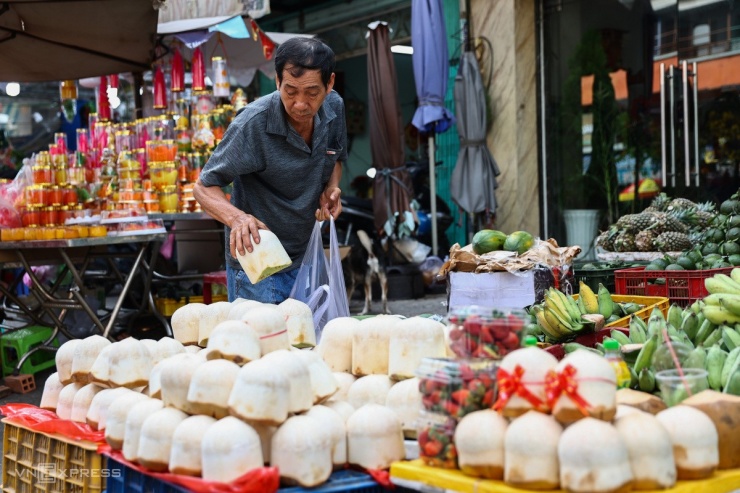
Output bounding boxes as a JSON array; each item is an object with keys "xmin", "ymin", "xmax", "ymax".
[
  {"xmin": 545, "ymin": 364, "xmax": 592, "ymax": 416},
  {"xmin": 493, "ymin": 365, "xmax": 547, "ymax": 412}
]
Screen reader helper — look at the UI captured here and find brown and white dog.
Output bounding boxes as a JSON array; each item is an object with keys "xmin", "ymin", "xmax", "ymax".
[{"xmin": 343, "ymin": 230, "xmax": 390, "ymax": 315}]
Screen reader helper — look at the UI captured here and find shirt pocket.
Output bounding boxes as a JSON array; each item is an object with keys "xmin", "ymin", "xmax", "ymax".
[{"xmin": 322, "ymin": 146, "xmax": 343, "ymax": 182}]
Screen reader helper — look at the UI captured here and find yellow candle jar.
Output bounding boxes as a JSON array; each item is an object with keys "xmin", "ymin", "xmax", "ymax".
[
  {"xmin": 150, "ymin": 162, "xmax": 177, "ymax": 190},
  {"xmin": 158, "ymin": 185, "xmax": 178, "ymax": 213}
]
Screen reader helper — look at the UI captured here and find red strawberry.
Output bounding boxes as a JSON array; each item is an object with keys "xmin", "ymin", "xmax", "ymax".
[
  {"xmin": 507, "ymin": 313, "xmax": 525, "ymax": 331},
  {"xmin": 418, "ymin": 429, "xmax": 429, "ymax": 446},
  {"xmin": 465, "ymin": 317, "xmax": 482, "ymax": 336},
  {"xmin": 449, "ymin": 327, "xmax": 464, "ymax": 341},
  {"xmin": 459, "ymin": 365, "xmax": 475, "ymax": 381},
  {"xmin": 480, "ymin": 326, "xmax": 494, "ymax": 344},
  {"xmin": 490, "ymin": 319, "xmax": 510, "ymax": 340},
  {"xmin": 451, "ymin": 389, "xmax": 470, "ymax": 404},
  {"xmin": 502, "ymin": 331, "xmax": 520, "ymax": 349},
  {"xmin": 423, "ymin": 440, "xmax": 443, "ymax": 457},
  {"xmin": 483, "ymin": 389, "xmax": 495, "ymax": 406},
  {"xmin": 444, "ymin": 400, "xmax": 460, "ymax": 416}
]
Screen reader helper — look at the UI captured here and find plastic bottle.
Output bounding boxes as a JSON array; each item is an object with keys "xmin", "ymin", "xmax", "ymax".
[{"xmin": 603, "ymin": 339, "xmax": 631, "ymax": 389}]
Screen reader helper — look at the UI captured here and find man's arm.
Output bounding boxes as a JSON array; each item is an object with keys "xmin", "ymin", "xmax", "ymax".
[
  {"xmin": 193, "ymin": 181, "xmax": 267, "ymax": 256},
  {"xmin": 316, "ymin": 161, "xmax": 343, "ymax": 220}
]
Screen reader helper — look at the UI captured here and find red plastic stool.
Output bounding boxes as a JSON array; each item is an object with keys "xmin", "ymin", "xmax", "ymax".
[{"xmin": 203, "ymin": 270, "xmax": 227, "ymax": 304}]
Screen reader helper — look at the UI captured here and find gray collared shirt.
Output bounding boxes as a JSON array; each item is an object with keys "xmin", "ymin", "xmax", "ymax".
[{"xmin": 199, "ymin": 90, "xmax": 348, "ymax": 272}]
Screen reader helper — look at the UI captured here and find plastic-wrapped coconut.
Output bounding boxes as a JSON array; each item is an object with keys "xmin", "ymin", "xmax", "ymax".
[
  {"xmin": 122, "ymin": 398, "xmax": 164, "ymax": 463},
  {"xmin": 205, "ymin": 320, "xmax": 260, "ymax": 364},
  {"xmin": 40, "ymin": 372, "xmax": 64, "ymax": 411},
  {"xmin": 277, "ymin": 298, "xmax": 316, "ymax": 348},
  {"xmin": 271, "ymin": 415, "xmax": 332, "ymax": 487},
  {"xmin": 385, "ymin": 378, "xmax": 422, "ymax": 438},
  {"xmin": 656, "ymin": 406, "xmax": 719, "ymax": 479},
  {"xmin": 306, "ymin": 405, "xmax": 347, "ymax": 467},
  {"xmin": 293, "ymin": 350, "xmax": 338, "ymax": 403},
  {"xmin": 137, "ymin": 407, "xmax": 189, "ymax": 472},
  {"xmin": 202, "ymin": 417, "xmax": 263, "ymax": 482},
  {"xmin": 504, "ymin": 410, "xmax": 562, "ymax": 489},
  {"xmin": 241, "ymin": 305, "xmax": 291, "ymax": 355},
  {"xmin": 71, "ymin": 335, "xmax": 111, "ymax": 384},
  {"xmin": 347, "ymin": 375, "xmax": 393, "ymax": 409},
  {"xmin": 228, "ymin": 358, "xmax": 290, "ymax": 425},
  {"xmin": 346, "ymin": 404, "xmax": 404, "ymax": 470},
  {"xmin": 332, "ymin": 372, "xmax": 357, "ymax": 402},
  {"xmin": 86, "ymin": 387, "xmax": 132, "ymax": 430},
  {"xmin": 615, "ymin": 411, "xmax": 676, "ymax": 489},
  {"xmin": 198, "ymin": 301, "xmax": 232, "ymax": 347},
  {"xmin": 55, "ymin": 339, "xmax": 82, "ymax": 384},
  {"xmin": 56, "ymin": 382, "xmax": 84, "ymax": 420},
  {"xmin": 455, "ymin": 410, "xmax": 508, "ymax": 479},
  {"xmin": 388, "ymin": 317, "xmax": 446, "ymax": 379},
  {"xmin": 551, "ymin": 350, "xmax": 617, "ymax": 424},
  {"xmin": 187, "ymin": 359, "xmax": 240, "ymax": 418},
  {"xmin": 171, "ymin": 302, "xmax": 206, "ymax": 345},
  {"xmin": 169, "ymin": 415, "xmax": 217, "ymax": 476},
  {"xmin": 260, "ymin": 349, "xmax": 313, "ymax": 413},
  {"xmin": 159, "ymin": 353, "xmax": 204, "ymax": 414},
  {"xmin": 316, "ymin": 317, "xmax": 358, "ymax": 372},
  {"xmin": 352, "ymin": 315, "xmax": 401, "ymax": 376},
  {"xmin": 70, "ymin": 383, "xmax": 104, "ymax": 423}
]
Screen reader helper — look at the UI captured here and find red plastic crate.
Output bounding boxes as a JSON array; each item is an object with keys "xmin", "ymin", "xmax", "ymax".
[{"xmin": 614, "ymin": 266, "xmax": 733, "ymax": 307}]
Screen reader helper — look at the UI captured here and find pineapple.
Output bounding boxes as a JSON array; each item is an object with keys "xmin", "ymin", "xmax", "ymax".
[
  {"xmin": 693, "ymin": 201, "xmax": 717, "ymax": 229},
  {"xmin": 668, "ymin": 197, "xmax": 697, "ymax": 210},
  {"xmin": 614, "ymin": 231, "xmax": 637, "ymax": 252},
  {"xmin": 651, "ymin": 211, "xmax": 691, "ymax": 233},
  {"xmin": 643, "ymin": 206, "xmax": 659, "ymax": 213},
  {"xmin": 635, "ymin": 230, "xmax": 657, "ymax": 252},
  {"xmin": 616, "ymin": 214, "xmax": 643, "ymax": 232},
  {"xmin": 654, "ymin": 231, "xmax": 692, "ymax": 252},
  {"xmin": 596, "ymin": 226, "xmax": 619, "ymax": 251},
  {"xmin": 650, "ymin": 193, "xmax": 671, "ymax": 212}
]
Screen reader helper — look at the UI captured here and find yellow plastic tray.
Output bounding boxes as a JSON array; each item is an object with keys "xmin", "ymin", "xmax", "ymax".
[
  {"xmin": 2, "ymin": 418, "xmax": 105, "ymax": 493},
  {"xmin": 572, "ymin": 294, "xmax": 669, "ymax": 329},
  {"xmin": 391, "ymin": 460, "xmax": 740, "ymax": 493},
  {"xmin": 155, "ymin": 294, "xmax": 228, "ymax": 317}
]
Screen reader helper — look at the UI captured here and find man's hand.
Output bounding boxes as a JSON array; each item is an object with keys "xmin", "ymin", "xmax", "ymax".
[
  {"xmin": 316, "ymin": 186, "xmax": 342, "ymax": 221},
  {"xmin": 230, "ymin": 213, "xmax": 269, "ymax": 257}
]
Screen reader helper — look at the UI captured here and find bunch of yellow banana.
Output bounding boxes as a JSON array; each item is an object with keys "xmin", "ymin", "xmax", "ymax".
[
  {"xmin": 535, "ymin": 283, "xmax": 616, "ymax": 341},
  {"xmin": 578, "ymin": 282, "xmax": 615, "ymax": 319}
]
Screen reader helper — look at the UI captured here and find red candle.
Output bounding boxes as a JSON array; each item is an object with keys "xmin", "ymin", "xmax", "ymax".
[
  {"xmin": 109, "ymin": 74, "xmax": 119, "ymax": 90},
  {"xmin": 192, "ymin": 47, "xmax": 206, "ymax": 92},
  {"xmin": 153, "ymin": 67, "xmax": 167, "ymax": 109},
  {"xmin": 98, "ymin": 76, "xmax": 111, "ymax": 121},
  {"xmin": 171, "ymin": 48, "xmax": 184, "ymax": 93}
]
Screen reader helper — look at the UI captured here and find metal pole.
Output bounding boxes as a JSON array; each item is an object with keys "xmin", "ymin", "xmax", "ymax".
[
  {"xmin": 682, "ymin": 61, "xmax": 690, "ymax": 188},
  {"xmin": 692, "ymin": 61, "xmax": 700, "ymax": 187},
  {"xmin": 429, "ymin": 135, "xmax": 438, "ymax": 257},
  {"xmin": 660, "ymin": 63, "xmax": 666, "ymax": 188}
]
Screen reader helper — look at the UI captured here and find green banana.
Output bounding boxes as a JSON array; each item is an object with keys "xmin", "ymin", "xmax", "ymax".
[
  {"xmin": 666, "ymin": 324, "xmax": 680, "ymax": 338},
  {"xmin": 680, "ymin": 311, "xmax": 699, "ymax": 342},
  {"xmin": 731, "ymin": 267, "xmax": 740, "ymax": 285},
  {"xmin": 622, "ymin": 302, "xmax": 642, "ymax": 315},
  {"xmin": 563, "ymin": 342, "xmax": 603, "ymax": 355},
  {"xmin": 705, "ymin": 274, "xmax": 740, "ymax": 295},
  {"xmin": 638, "ymin": 368, "xmax": 656, "ymax": 392},
  {"xmin": 612, "ymin": 303, "xmax": 625, "ymax": 318},
  {"xmin": 706, "ymin": 345, "xmax": 728, "ymax": 391},
  {"xmin": 702, "ymin": 293, "xmax": 740, "ymax": 306},
  {"xmin": 667, "ymin": 304, "xmax": 683, "ymax": 330},
  {"xmin": 724, "ymin": 365, "xmax": 740, "ymax": 395},
  {"xmin": 576, "ymin": 296, "xmax": 586, "ymax": 315},
  {"xmin": 629, "ymin": 315, "xmax": 647, "ymax": 344},
  {"xmin": 595, "ymin": 342, "xmax": 606, "ymax": 354},
  {"xmin": 629, "ymin": 366, "xmax": 638, "ymax": 389},
  {"xmin": 721, "ymin": 347, "xmax": 740, "ymax": 389},
  {"xmin": 579, "ymin": 282, "xmax": 599, "ymax": 315},
  {"xmin": 690, "ymin": 300, "xmax": 703, "ymax": 314},
  {"xmin": 703, "ymin": 327, "xmax": 723, "ymax": 347},
  {"xmin": 677, "ymin": 331, "xmax": 695, "ymax": 349},
  {"xmin": 647, "ymin": 307, "xmax": 667, "ymax": 339},
  {"xmin": 597, "ymin": 283, "xmax": 614, "ymax": 319},
  {"xmin": 722, "ymin": 326, "xmax": 740, "ymax": 351},
  {"xmin": 697, "ymin": 310, "xmax": 706, "ymax": 327},
  {"xmin": 684, "ymin": 347, "xmax": 707, "ymax": 369},
  {"xmin": 545, "ymin": 290, "xmax": 570, "ymax": 322},
  {"xmin": 556, "ymin": 289, "xmax": 583, "ymax": 324},
  {"xmin": 610, "ymin": 330, "xmax": 631, "ymax": 346},
  {"xmin": 634, "ymin": 333, "xmax": 659, "ymax": 373},
  {"xmin": 702, "ymin": 305, "xmax": 740, "ymax": 326},
  {"xmin": 694, "ymin": 319, "xmax": 715, "ymax": 346}
]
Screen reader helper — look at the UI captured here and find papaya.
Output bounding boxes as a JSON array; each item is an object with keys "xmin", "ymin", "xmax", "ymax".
[
  {"xmin": 471, "ymin": 229, "xmax": 507, "ymax": 254},
  {"xmin": 503, "ymin": 231, "xmax": 535, "ymax": 255}
]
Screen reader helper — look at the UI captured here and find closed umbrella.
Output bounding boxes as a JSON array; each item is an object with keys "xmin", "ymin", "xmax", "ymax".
[
  {"xmin": 411, "ymin": 0, "xmax": 455, "ymax": 256},
  {"xmin": 367, "ymin": 22, "xmax": 415, "ymax": 235},
  {"xmin": 450, "ymin": 51, "xmax": 500, "ymax": 215}
]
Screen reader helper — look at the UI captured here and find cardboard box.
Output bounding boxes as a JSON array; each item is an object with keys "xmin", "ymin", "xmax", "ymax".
[{"xmin": 448, "ymin": 271, "xmax": 536, "ymax": 310}]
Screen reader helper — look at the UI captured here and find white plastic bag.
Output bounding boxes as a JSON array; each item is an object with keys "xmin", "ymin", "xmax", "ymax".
[{"xmin": 289, "ymin": 218, "xmax": 350, "ymax": 340}]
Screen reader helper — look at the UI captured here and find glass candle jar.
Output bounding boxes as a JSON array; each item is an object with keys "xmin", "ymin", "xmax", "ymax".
[
  {"xmin": 22, "ymin": 206, "xmax": 41, "ymax": 227},
  {"xmin": 49, "ymin": 186, "xmax": 63, "ymax": 206},
  {"xmin": 35, "ymin": 151, "xmax": 51, "ymax": 167},
  {"xmin": 54, "ymin": 166, "xmax": 68, "ymax": 185},
  {"xmin": 64, "ymin": 186, "xmax": 78, "ymax": 206},
  {"xmin": 40, "ymin": 207, "xmax": 58, "ymax": 227},
  {"xmin": 150, "ymin": 163, "xmax": 177, "ymax": 190},
  {"xmin": 32, "ymin": 166, "xmax": 52, "ymax": 185},
  {"xmin": 158, "ymin": 185, "xmax": 178, "ymax": 213},
  {"xmin": 26, "ymin": 185, "xmax": 49, "ymax": 207}
]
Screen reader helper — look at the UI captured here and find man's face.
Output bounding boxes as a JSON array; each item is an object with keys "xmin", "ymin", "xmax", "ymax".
[{"xmin": 277, "ymin": 65, "xmax": 335, "ymax": 125}]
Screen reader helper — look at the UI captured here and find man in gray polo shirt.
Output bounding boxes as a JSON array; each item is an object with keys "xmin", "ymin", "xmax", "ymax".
[{"xmin": 194, "ymin": 37, "xmax": 347, "ymax": 303}]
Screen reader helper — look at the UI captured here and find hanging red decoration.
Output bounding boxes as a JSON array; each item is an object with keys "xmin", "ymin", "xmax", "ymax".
[
  {"xmin": 97, "ymin": 76, "xmax": 111, "ymax": 121},
  {"xmin": 249, "ymin": 19, "xmax": 276, "ymax": 60},
  {"xmin": 153, "ymin": 66, "xmax": 167, "ymax": 110},
  {"xmin": 108, "ymin": 74, "xmax": 119, "ymax": 90},
  {"xmin": 192, "ymin": 47, "xmax": 206, "ymax": 92},
  {"xmin": 171, "ymin": 48, "xmax": 185, "ymax": 93}
]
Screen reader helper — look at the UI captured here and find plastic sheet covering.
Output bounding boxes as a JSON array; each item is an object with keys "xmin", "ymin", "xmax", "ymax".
[{"xmin": 0, "ymin": 403, "xmax": 105, "ymax": 443}]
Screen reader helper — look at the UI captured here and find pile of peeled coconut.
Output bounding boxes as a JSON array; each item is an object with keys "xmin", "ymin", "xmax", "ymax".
[
  {"xmin": 40, "ymin": 298, "xmax": 450, "ymax": 487},
  {"xmin": 453, "ymin": 343, "xmax": 738, "ymax": 492}
]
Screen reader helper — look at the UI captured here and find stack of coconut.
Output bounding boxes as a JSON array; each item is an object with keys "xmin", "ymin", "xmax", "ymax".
[
  {"xmin": 451, "ymin": 345, "xmax": 738, "ymax": 492},
  {"xmin": 38, "ymin": 299, "xmax": 448, "ymax": 487}
]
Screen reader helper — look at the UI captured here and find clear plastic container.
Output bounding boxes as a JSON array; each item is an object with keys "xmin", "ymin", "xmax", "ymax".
[
  {"xmin": 415, "ymin": 357, "xmax": 497, "ymax": 420},
  {"xmin": 417, "ymin": 411, "xmax": 458, "ymax": 469},
  {"xmin": 446, "ymin": 306, "xmax": 528, "ymax": 359}
]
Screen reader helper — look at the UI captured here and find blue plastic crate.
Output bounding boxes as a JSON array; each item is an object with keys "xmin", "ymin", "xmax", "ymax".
[{"xmin": 105, "ymin": 456, "xmax": 394, "ymax": 493}]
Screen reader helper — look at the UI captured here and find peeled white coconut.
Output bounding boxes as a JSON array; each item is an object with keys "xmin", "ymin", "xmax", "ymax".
[
  {"xmin": 86, "ymin": 387, "xmax": 132, "ymax": 430},
  {"xmin": 71, "ymin": 335, "xmax": 111, "ymax": 384},
  {"xmin": 332, "ymin": 372, "xmax": 357, "ymax": 402},
  {"xmin": 122, "ymin": 398, "xmax": 164, "ymax": 463},
  {"xmin": 70, "ymin": 383, "xmax": 104, "ymax": 423},
  {"xmin": 385, "ymin": 378, "xmax": 422, "ymax": 438},
  {"xmin": 316, "ymin": 317, "xmax": 358, "ymax": 372},
  {"xmin": 139, "ymin": 339, "xmax": 158, "ymax": 357},
  {"xmin": 40, "ymin": 372, "xmax": 64, "ymax": 411},
  {"xmin": 227, "ymin": 299, "xmax": 262, "ymax": 321},
  {"xmin": 104, "ymin": 392, "xmax": 150, "ymax": 450},
  {"xmin": 159, "ymin": 353, "xmax": 204, "ymax": 414},
  {"xmin": 187, "ymin": 359, "xmax": 240, "ymax": 418},
  {"xmin": 202, "ymin": 416, "xmax": 264, "ymax": 482},
  {"xmin": 171, "ymin": 302, "xmax": 206, "ymax": 345},
  {"xmin": 347, "ymin": 403, "xmax": 405, "ymax": 470},
  {"xmin": 347, "ymin": 375, "xmax": 393, "ymax": 409},
  {"xmin": 306, "ymin": 405, "xmax": 347, "ymax": 467},
  {"xmin": 152, "ymin": 337, "xmax": 186, "ymax": 364},
  {"xmin": 260, "ymin": 349, "xmax": 313, "ymax": 413},
  {"xmin": 656, "ymin": 406, "xmax": 719, "ymax": 480},
  {"xmin": 615, "ymin": 411, "xmax": 676, "ymax": 489},
  {"xmin": 137, "ymin": 407, "xmax": 189, "ymax": 472},
  {"xmin": 198, "ymin": 301, "xmax": 232, "ymax": 347},
  {"xmin": 234, "ymin": 229, "xmax": 292, "ymax": 284},
  {"xmin": 455, "ymin": 410, "xmax": 508, "ymax": 479},
  {"xmin": 56, "ymin": 382, "xmax": 84, "ymax": 420},
  {"xmin": 55, "ymin": 339, "xmax": 82, "ymax": 385},
  {"xmin": 241, "ymin": 305, "xmax": 291, "ymax": 355},
  {"xmin": 558, "ymin": 417, "xmax": 633, "ymax": 493},
  {"xmin": 504, "ymin": 410, "xmax": 562, "ymax": 489},
  {"xmin": 205, "ymin": 320, "xmax": 261, "ymax": 364},
  {"xmin": 169, "ymin": 415, "xmax": 217, "ymax": 476},
  {"xmin": 228, "ymin": 358, "xmax": 290, "ymax": 425},
  {"xmin": 388, "ymin": 317, "xmax": 446, "ymax": 380},
  {"xmin": 184, "ymin": 345, "xmax": 201, "ymax": 354},
  {"xmin": 552, "ymin": 351, "xmax": 617, "ymax": 425},
  {"xmin": 497, "ymin": 346, "xmax": 558, "ymax": 418},
  {"xmin": 88, "ymin": 344, "xmax": 114, "ymax": 388},
  {"xmin": 277, "ymin": 298, "xmax": 316, "ymax": 348},
  {"xmin": 106, "ymin": 338, "xmax": 153, "ymax": 388},
  {"xmin": 324, "ymin": 400, "xmax": 355, "ymax": 423},
  {"xmin": 615, "ymin": 404, "xmax": 648, "ymax": 420},
  {"xmin": 352, "ymin": 315, "xmax": 401, "ymax": 376},
  {"xmin": 253, "ymin": 424, "xmax": 277, "ymax": 466},
  {"xmin": 147, "ymin": 357, "xmax": 174, "ymax": 400},
  {"xmin": 271, "ymin": 415, "xmax": 332, "ymax": 487},
  {"xmin": 293, "ymin": 350, "xmax": 338, "ymax": 403}
]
